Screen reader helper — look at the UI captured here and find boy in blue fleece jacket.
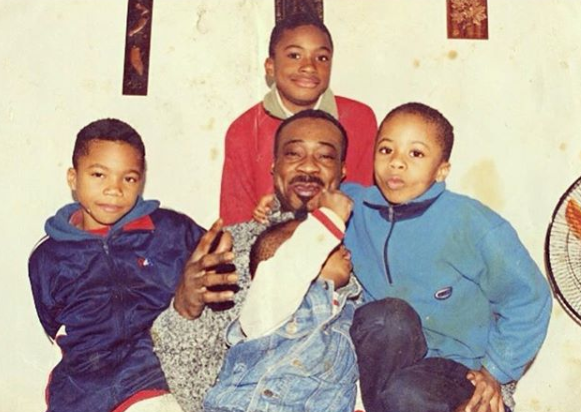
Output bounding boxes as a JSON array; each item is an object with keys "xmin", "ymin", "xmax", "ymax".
[
  {"xmin": 28, "ymin": 119, "xmax": 232, "ymax": 412},
  {"xmin": 343, "ymin": 103, "xmax": 552, "ymax": 412}
]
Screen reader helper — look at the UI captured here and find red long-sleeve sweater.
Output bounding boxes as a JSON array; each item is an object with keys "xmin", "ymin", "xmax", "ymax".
[{"xmin": 220, "ymin": 96, "xmax": 377, "ymax": 225}]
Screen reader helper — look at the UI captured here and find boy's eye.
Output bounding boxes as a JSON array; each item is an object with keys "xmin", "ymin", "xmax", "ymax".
[
  {"xmin": 410, "ymin": 150, "xmax": 424, "ymax": 158},
  {"xmin": 91, "ymin": 172, "xmax": 104, "ymax": 178},
  {"xmin": 378, "ymin": 147, "xmax": 392, "ymax": 155},
  {"xmin": 125, "ymin": 176, "xmax": 139, "ymax": 183},
  {"xmin": 287, "ymin": 52, "xmax": 301, "ymax": 60},
  {"xmin": 317, "ymin": 55, "xmax": 330, "ymax": 62}
]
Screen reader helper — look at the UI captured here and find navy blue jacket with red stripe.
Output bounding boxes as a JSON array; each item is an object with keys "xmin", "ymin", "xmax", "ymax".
[{"xmin": 28, "ymin": 198, "xmax": 204, "ymax": 412}]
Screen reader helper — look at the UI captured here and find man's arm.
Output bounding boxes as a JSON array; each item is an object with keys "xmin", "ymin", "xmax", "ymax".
[
  {"xmin": 152, "ymin": 300, "xmax": 234, "ymax": 412},
  {"xmin": 151, "ymin": 220, "xmax": 240, "ymax": 412}
]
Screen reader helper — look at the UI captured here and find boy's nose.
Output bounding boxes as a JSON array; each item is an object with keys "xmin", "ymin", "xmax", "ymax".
[
  {"xmin": 389, "ymin": 154, "xmax": 406, "ymax": 169},
  {"xmin": 299, "ymin": 57, "xmax": 316, "ymax": 73},
  {"xmin": 104, "ymin": 180, "xmax": 123, "ymax": 196}
]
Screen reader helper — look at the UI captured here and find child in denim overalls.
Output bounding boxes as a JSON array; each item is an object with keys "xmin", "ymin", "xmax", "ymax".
[{"xmin": 204, "ymin": 192, "xmax": 361, "ymax": 412}]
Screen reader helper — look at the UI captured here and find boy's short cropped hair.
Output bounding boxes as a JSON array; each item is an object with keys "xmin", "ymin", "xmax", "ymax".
[
  {"xmin": 382, "ymin": 102, "xmax": 454, "ymax": 161},
  {"xmin": 73, "ymin": 118, "xmax": 146, "ymax": 169},
  {"xmin": 268, "ymin": 12, "xmax": 334, "ymax": 57},
  {"xmin": 274, "ymin": 109, "xmax": 348, "ymax": 161}
]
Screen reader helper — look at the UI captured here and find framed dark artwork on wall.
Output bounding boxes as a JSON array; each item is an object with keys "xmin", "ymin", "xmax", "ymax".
[
  {"xmin": 122, "ymin": 0, "xmax": 154, "ymax": 95},
  {"xmin": 447, "ymin": 0, "xmax": 488, "ymax": 40},
  {"xmin": 275, "ymin": 0, "xmax": 324, "ymax": 22}
]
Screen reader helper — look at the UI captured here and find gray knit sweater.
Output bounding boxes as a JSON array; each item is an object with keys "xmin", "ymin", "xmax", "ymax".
[{"xmin": 151, "ymin": 208, "xmax": 294, "ymax": 412}]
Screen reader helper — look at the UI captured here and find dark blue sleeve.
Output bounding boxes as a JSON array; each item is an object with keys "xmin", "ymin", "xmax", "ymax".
[{"xmin": 28, "ymin": 244, "xmax": 61, "ymax": 339}]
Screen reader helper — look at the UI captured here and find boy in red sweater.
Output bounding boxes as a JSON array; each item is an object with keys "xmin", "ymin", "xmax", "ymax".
[{"xmin": 219, "ymin": 13, "xmax": 377, "ymax": 225}]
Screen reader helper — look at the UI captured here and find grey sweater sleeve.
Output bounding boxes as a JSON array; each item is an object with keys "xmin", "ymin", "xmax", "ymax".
[
  {"xmin": 151, "ymin": 215, "xmax": 294, "ymax": 412},
  {"xmin": 151, "ymin": 303, "xmax": 232, "ymax": 412}
]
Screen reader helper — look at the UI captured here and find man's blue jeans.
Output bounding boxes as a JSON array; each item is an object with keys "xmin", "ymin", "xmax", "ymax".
[{"xmin": 350, "ymin": 298, "xmax": 476, "ymax": 412}]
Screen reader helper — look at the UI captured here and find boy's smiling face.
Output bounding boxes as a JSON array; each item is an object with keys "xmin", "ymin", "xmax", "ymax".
[
  {"xmin": 374, "ymin": 113, "xmax": 450, "ymax": 204},
  {"xmin": 265, "ymin": 24, "xmax": 332, "ymax": 113},
  {"xmin": 67, "ymin": 139, "xmax": 144, "ymax": 231}
]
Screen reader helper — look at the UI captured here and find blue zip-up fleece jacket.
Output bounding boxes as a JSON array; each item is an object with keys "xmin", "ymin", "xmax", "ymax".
[
  {"xmin": 343, "ymin": 182, "xmax": 552, "ymax": 384},
  {"xmin": 28, "ymin": 198, "xmax": 204, "ymax": 412}
]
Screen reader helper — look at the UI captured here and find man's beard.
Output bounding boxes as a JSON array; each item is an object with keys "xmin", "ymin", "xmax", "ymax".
[{"xmin": 277, "ymin": 174, "xmax": 325, "ymax": 215}]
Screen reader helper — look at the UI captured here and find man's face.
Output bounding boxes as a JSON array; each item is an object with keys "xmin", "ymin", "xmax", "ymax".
[
  {"xmin": 272, "ymin": 117, "xmax": 346, "ymax": 212},
  {"xmin": 67, "ymin": 140, "xmax": 144, "ymax": 231},
  {"xmin": 265, "ymin": 24, "xmax": 332, "ymax": 113}
]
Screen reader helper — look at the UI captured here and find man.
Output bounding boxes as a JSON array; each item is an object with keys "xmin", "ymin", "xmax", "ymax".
[{"xmin": 151, "ymin": 109, "xmax": 350, "ymax": 412}]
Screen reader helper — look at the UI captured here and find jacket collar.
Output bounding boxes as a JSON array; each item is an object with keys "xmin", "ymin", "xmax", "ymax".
[
  {"xmin": 362, "ymin": 182, "xmax": 446, "ymax": 222},
  {"xmin": 68, "ymin": 211, "xmax": 155, "ymax": 236},
  {"xmin": 262, "ymin": 84, "xmax": 338, "ymax": 120},
  {"xmin": 45, "ymin": 197, "xmax": 160, "ymax": 242}
]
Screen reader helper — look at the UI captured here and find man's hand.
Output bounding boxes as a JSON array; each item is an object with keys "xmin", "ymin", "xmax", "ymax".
[
  {"xmin": 173, "ymin": 219, "xmax": 238, "ymax": 320},
  {"xmin": 461, "ymin": 367, "xmax": 505, "ymax": 412},
  {"xmin": 317, "ymin": 189, "xmax": 353, "ymax": 222}
]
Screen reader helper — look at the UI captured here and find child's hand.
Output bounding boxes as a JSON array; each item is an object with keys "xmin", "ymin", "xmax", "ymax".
[
  {"xmin": 317, "ymin": 189, "xmax": 353, "ymax": 222},
  {"xmin": 461, "ymin": 367, "xmax": 505, "ymax": 412},
  {"xmin": 252, "ymin": 194, "xmax": 275, "ymax": 224},
  {"xmin": 320, "ymin": 245, "xmax": 352, "ymax": 289},
  {"xmin": 174, "ymin": 219, "xmax": 238, "ymax": 320}
]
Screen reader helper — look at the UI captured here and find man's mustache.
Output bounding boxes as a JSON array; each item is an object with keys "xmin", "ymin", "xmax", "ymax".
[{"xmin": 289, "ymin": 174, "xmax": 325, "ymax": 186}]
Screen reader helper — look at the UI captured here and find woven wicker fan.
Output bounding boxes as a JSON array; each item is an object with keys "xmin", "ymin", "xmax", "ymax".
[{"xmin": 546, "ymin": 176, "xmax": 581, "ymax": 324}]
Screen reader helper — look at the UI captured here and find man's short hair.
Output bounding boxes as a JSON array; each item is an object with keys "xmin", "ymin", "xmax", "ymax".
[
  {"xmin": 72, "ymin": 118, "xmax": 146, "ymax": 169},
  {"xmin": 274, "ymin": 109, "xmax": 348, "ymax": 161},
  {"xmin": 381, "ymin": 102, "xmax": 454, "ymax": 161},
  {"xmin": 268, "ymin": 12, "xmax": 334, "ymax": 57}
]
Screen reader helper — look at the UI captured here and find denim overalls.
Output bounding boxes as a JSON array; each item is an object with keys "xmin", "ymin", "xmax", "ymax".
[{"xmin": 204, "ymin": 277, "xmax": 360, "ymax": 412}]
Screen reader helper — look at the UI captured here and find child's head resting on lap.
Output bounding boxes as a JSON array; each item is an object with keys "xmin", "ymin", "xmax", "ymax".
[
  {"xmin": 374, "ymin": 102, "xmax": 454, "ymax": 205},
  {"xmin": 249, "ymin": 218, "xmax": 352, "ymax": 289}
]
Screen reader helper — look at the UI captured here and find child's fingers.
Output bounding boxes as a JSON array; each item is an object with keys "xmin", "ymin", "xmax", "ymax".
[
  {"xmin": 258, "ymin": 193, "xmax": 275, "ymax": 209},
  {"xmin": 252, "ymin": 209, "xmax": 269, "ymax": 224}
]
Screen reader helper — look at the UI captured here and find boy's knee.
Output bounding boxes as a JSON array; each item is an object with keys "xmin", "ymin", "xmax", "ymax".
[
  {"xmin": 380, "ymin": 376, "xmax": 461, "ymax": 412},
  {"xmin": 351, "ymin": 298, "xmax": 421, "ymax": 338},
  {"xmin": 379, "ymin": 359, "xmax": 474, "ymax": 412}
]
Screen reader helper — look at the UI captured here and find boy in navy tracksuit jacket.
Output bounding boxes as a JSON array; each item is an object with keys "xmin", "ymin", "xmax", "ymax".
[
  {"xmin": 28, "ymin": 119, "xmax": 205, "ymax": 412},
  {"xmin": 343, "ymin": 103, "xmax": 552, "ymax": 412}
]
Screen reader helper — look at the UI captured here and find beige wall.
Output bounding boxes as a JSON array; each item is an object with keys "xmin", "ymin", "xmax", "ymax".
[{"xmin": 1, "ymin": 0, "xmax": 580, "ymax": 410}]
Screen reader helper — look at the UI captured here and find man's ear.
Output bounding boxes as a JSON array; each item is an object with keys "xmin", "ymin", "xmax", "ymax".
[
  {"xmin": 435, "ymin": 161, "xmax": 451, "ymax": 182},
  {"xmin": 340, "ymin": 164, "xmax": 347, "ymax": 181},
  {"xmin": 264, "ymin": 57, "xmax": 275, "ymax": 79},
  {"xmin": 67, "ymin": 168, "xmax": 77, "ymax": 191},
  {"xmin": 270, "ymin": 162, "xmax": 275, "ymax": 175}
]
